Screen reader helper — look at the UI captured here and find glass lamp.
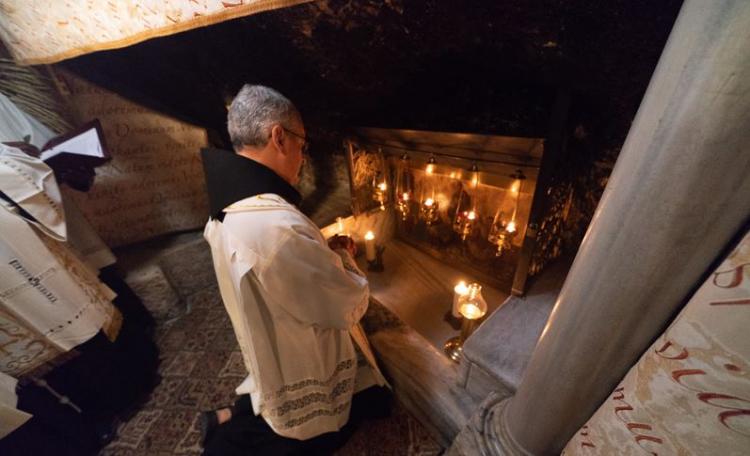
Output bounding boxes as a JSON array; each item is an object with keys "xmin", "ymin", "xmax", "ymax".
[
  {"xmin": 488, "ymin": 170, "xmax": 525, "ymax": 255},
  {"xmin": 453, "ymin": 163, "xmax": 480, "ymax": 240},
  {"xmin": 371, "ymin": 148, "xmax": 389, "ymax": 211},
  {"xmin": 444, "ymin": 283, "xmax": 488, "ymax": 362},
  {"xmin": 395, "ymin": 153, "xmax": 414, "ymax": 220},
  {"xmin": 420, "ymin": 155, "xmax": 439, "ymax": 225},
  {"xmin": 372, "ymin": 173, "xmax": 388, "ymax": 211},
  {"xmin": 488, "ymin": 214, "xmax": 518, "ymax": 255}
]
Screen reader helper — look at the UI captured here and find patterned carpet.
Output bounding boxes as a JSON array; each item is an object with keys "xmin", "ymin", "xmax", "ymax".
[{"xmin": 101, "ymin": 279, "xmax": 442, "ymax": 455}]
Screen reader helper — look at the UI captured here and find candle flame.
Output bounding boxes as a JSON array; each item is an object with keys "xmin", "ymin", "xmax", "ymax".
[
  {"xmin": 454, "ymin": 281, "xmax": 469, "ymax": 295},
  {"xmin": 378, "ymin": 182, "xmax": 387, "ymax": 191},
  {"xmin": 506, "ymin": 220, "xmax": 517, "ymax": 233},
  {"xmin": 424, "ymin": 198, "xmax": 434, "ymax": 207},
  {"xmin": 364, "ymin": 231, "xmax": 375, "ymax": 241},
  {"xmin": 402, "ymin": 192, "xmax": 409, "ymax": 201},
  {"xmin": 467, "ymin": 210, "xmax": 476, "ymax": 220},
  {"xmin": 426, "ymin": 163, "xmax": 435, "ymax": 174}
]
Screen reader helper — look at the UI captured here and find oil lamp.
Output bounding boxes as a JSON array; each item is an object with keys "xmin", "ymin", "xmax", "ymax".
[
  {"xmin": 395, "ymin": 153, "xmax": 414, "ymax": 220},
  {"xmin": 488, "ymin": 170, "xmax": 525, "ymax": 255},
  {"xmin": 470, "ymin": 162, "xmax": 480, "ymax": 189},
  {"xmin": 372, "ymin": 174, "xmax": 388, "ymax": 211},
  {"xmin": 425, "ymin": 154, "xmax": 436, "ymax": 175},
  {"xmin": 420, "ymin": 197, "xmax": 439, "ymax": 225},
  {"xmin": 453, "ymin": 163, "xmax": 480, "ymax": 240},
  {"xmin": 397, "ymin": 191, "xmax": 411, "ymax": 220},
  {"xmin": 444, "ymin": 282, "xmax": 488, "ymax": 362},
  {"xmin": 488, "ymin": 213, "xmax": 518, "ymax": 255},
  {"xmin": 420, "ymin": 155, "xmax": 439, "ymax": 225},
  {"xmin": 370, "ymin": 148, "xmax": 389, "ymax": 211},
  {"xmin": 457, "ymin": 209, "xmax": 477, "ymax": 240}
]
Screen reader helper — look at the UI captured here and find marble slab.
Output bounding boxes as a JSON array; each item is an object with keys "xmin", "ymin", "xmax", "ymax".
[
  {"xmin": 357, "ymin": 239, "xmax": 509, "ymax": 351},
  {"xmin": 459, "ymin": 257, "xmax": 570, "ymax": 397},
  {"xmin": 361, "ymin": 300, "xmax": 476, "ymax": 448}
]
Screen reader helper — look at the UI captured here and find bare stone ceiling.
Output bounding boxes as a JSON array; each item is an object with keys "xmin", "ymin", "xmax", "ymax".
[{"xmin": 59, "ymin": 0, "xmax": 683, "ymax": 152}]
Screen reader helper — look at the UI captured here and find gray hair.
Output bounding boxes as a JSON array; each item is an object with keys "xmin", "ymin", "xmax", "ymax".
[{"xmin": 227, "ymin": 84, "xmax": 299, "ymax": 151}]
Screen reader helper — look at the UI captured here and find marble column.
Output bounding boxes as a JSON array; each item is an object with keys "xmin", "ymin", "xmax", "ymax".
[{"xmin": 449, "ymin": 1, "xmax": 750, "ymax": 454}]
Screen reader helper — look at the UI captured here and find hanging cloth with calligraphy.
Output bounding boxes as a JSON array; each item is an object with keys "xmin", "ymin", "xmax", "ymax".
[
  {"xmin": 0, "ymin": 0, "xmax": 312, "ymax": 65},
  {"xmin": 563, "ymin": 228, "xmax": 750, "ymax": 455}
]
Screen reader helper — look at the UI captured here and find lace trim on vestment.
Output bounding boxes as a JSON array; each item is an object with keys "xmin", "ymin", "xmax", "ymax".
[{"xmin": 263, "ymin": 358, "xmax": 357, "ymax": 430}]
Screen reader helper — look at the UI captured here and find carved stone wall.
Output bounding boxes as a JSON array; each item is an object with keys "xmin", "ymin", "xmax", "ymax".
[{"xmin": 53, "ymin": 70, "xmax": 209, "ymax": 247}]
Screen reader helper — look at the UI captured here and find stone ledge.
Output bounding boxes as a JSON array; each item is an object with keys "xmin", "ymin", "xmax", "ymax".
[
  {"xmin": 362, "ymin": 299, "xmax": 476, "ymax": 448},
  {"xmin": 458, "ymin": 258, "xmax": 571, "ymax": 400}
]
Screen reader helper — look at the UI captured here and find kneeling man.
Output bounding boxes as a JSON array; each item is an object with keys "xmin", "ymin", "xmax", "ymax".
[{"xmin": 201, "ymin": 85, "xmax": 388, "ymax": 455}]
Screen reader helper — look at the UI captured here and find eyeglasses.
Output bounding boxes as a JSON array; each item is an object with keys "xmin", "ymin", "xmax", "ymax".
[{"xmin": 282, "ymin": 127, "xmax": 309, "ymax": 154}]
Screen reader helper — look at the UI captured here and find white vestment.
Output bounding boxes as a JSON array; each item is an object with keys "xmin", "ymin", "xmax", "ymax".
[
  {"xmin": 204, "ymin": 193, "xmax": 386, "ymax": 440},
  {"xmin": 0, "ymin": 98, "xmax": 120, "ymax": 439},
  {"xmin": 0, "ymin": 144, "xmax": 119, "ymax": 354}
]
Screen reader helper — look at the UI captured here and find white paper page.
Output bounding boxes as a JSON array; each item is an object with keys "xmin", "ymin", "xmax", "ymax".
[
  {"xmin": 0, "ymin": 371, "xmax": 18, "ymax": 407},
  {"xmin": 40, "ymin": 127, "xmax": 103, "ymax": 161}
]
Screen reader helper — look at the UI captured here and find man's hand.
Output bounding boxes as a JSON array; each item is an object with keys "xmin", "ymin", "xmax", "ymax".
[{"xmin": 328, "ymin": 234, "xmax": 357, "ymax": 257}]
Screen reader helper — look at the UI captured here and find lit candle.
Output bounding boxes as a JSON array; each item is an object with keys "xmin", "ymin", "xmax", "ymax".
[
  {"xmin": 378, "ymin": 182, "xmax": 387, "ymax": 191},
  {"xmin": 402, "ymin": 192, "xmax": 409, "ymax": 201},
  {"xmin": 452, "ymin": 281, "xmax": 469, "ymax": 318},
  {"xmin": 506, "ymin": 220, "xmax": 517, "ymax": 233},
  {"xmin": 364, "ymin": 231, "xmax": 376, "ymax": 262},
  {"xmin": 424, "ymin": 197, "xmax": 434, "ymax": 207},
  {"xmin": 467, "ymin": 210, "xmax": 476, "ymax": 220}
]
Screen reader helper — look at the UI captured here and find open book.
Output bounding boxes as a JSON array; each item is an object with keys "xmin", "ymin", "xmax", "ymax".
[
  {"xmin": 2, "ymin": 120, "xmax": 111, "ymax": 192},
  {"xmin": 38, "ymin": 120, "xmax": 110, "ymax": 169}
]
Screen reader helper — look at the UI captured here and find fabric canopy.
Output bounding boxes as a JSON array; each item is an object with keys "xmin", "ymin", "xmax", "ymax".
[{"xmin": 0, "ymin": 0, "xmax": 311, "ymax": 65}]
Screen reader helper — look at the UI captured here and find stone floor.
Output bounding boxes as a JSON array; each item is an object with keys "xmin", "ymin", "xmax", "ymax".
[{"xmin": 101, "ymin": 235, "xmax": 442, "ymax": 455}]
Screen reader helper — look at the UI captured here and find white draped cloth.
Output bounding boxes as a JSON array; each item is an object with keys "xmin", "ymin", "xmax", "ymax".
[
  {"xmin": 0, "ymin": 94, "xmax": 122, "ymax": 439},
  {"xmin": 0, "ymin": 143, "xmax": 121, "ymax": 439},
  {"xmin": 204, "ymin": 193, "xmax": 386, "ymax": 440},
  {"xmin": 0, "ymin": 144, "xmax": 119, "ymax": 352}
]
